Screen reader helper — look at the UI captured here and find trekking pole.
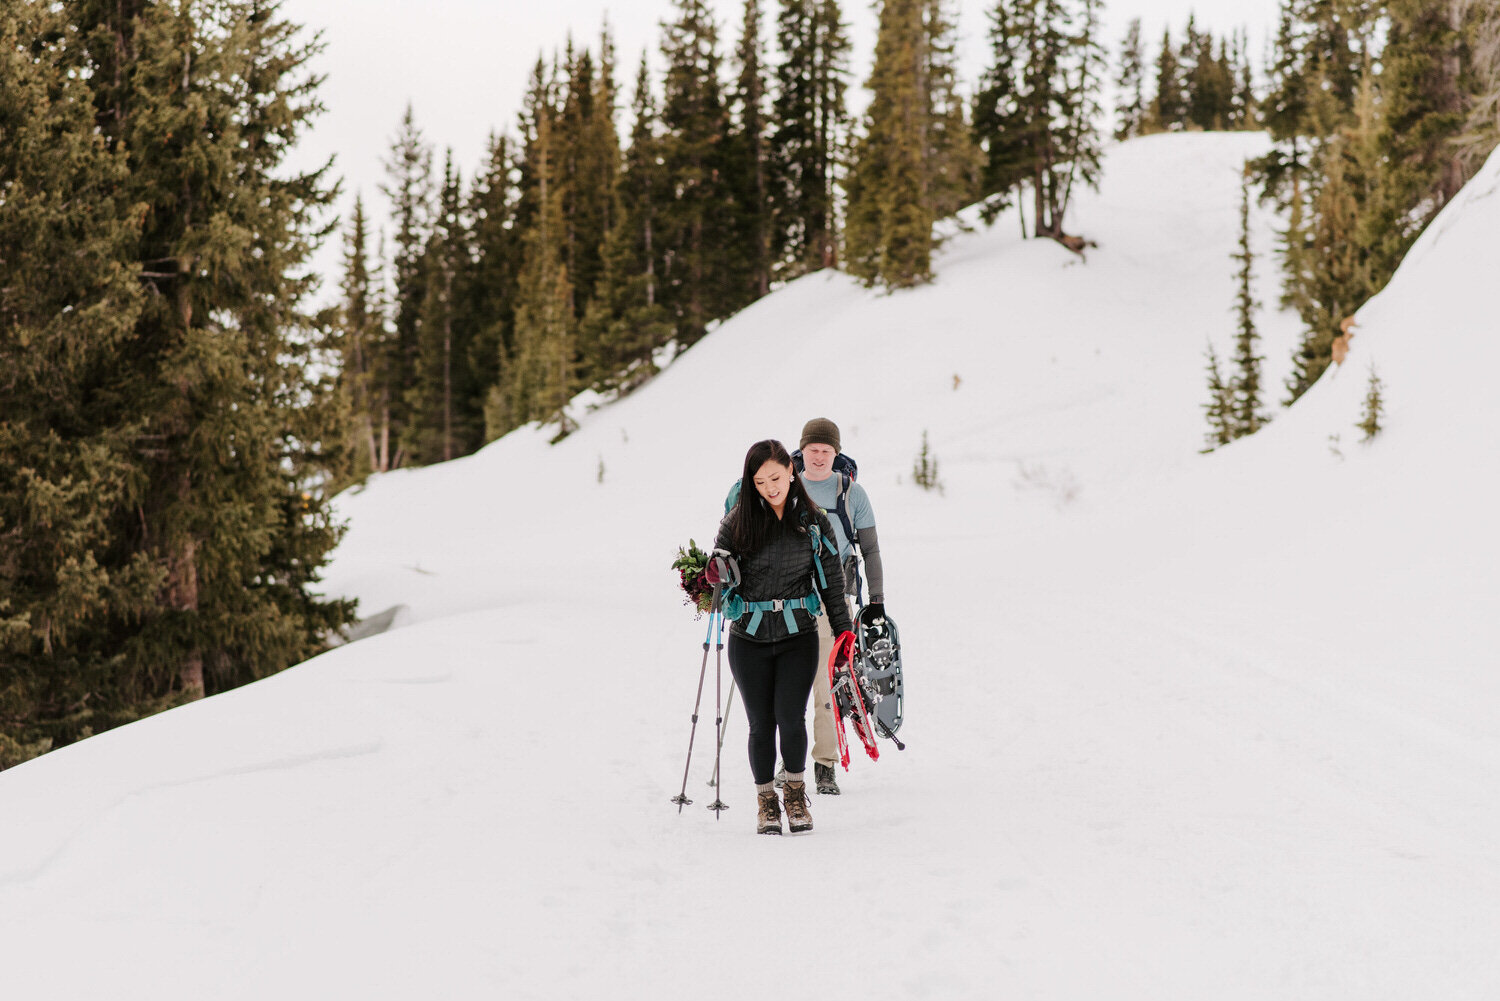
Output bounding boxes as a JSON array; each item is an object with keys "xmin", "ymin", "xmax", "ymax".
[
  {"xmin": 706, "ymin": 610, "xmax": 729, "ymax": 816},
  {"xmin": 672, "ymin": 582, "xmax": 723, "ymax": 813},
  {"xmin": 707, "ymin": 682, "xmax": 736, "ymax": 788}
]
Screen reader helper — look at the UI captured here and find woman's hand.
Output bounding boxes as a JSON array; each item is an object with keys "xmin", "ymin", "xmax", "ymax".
[{"xmin": 704, "ymin": 550, "xmax": 739, "ymax": 587}]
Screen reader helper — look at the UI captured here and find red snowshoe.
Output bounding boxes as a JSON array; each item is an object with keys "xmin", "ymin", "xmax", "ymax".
[{"xmin": 827, "ymin": 631, "xmax": 880, "ymax": 768}]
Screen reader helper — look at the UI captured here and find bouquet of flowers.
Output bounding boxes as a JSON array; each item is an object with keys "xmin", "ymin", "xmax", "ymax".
[{"xmin": 671, "ymin": 539, "xmax": 715, "ymax": 616}]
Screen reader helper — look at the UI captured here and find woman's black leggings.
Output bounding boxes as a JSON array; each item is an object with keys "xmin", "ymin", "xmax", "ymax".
[{"xmin": 727, "ymin": 630, "xmax": 820, "ymax": 785}]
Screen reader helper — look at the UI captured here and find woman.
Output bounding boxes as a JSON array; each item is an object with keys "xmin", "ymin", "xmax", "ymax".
[{"xmin": 714, "ymin": 439, "xmax": 855, "ymax": 835}]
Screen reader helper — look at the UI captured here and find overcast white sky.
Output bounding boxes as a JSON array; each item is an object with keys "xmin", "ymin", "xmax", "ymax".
[{"xmin": 280, "ymin": 0, "xmax": 1281, "ymax": 295}]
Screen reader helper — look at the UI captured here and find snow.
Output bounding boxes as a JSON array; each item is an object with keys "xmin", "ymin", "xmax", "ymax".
[{"xmin": 4, "ymin": 132, "xmax": 1500, "ymax": 998}]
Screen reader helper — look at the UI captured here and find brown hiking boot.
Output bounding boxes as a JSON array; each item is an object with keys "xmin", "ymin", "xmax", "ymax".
[
  {"xmin": 815, "ymin": 762, "xmax": 840, "ymax": 795},
  {"xmin": 783, "ymin": 780, "xmax": 814, "ymax": 834},
  {"xmin": 756, "ymin": 790, "xmax": 783, "ymax": 835}
]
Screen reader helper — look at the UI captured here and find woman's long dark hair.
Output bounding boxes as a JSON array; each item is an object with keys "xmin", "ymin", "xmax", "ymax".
[{"xmin": 726, "ymin": 439, "xmax": 816, "ymax": 555}]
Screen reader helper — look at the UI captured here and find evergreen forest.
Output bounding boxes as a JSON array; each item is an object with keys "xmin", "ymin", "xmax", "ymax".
[{"xmin": 3, "ymin": 0, "xmax": 1498, "ymax": 766}]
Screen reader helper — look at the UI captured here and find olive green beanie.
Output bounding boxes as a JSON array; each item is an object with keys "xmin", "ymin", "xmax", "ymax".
[{"xmin": 799, "ymin": 417, "xmax": 841, "ymax": 453}]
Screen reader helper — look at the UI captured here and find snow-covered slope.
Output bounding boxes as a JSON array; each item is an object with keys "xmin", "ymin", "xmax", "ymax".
[{"xmin": 3, "ymin": 133, "xmax": 1499, "ymax": 1000}]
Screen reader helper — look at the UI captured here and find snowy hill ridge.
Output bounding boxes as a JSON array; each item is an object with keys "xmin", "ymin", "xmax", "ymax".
[{"xmin": 2, "ymin": 133, "xmax": 1499, "ymax": 1000}]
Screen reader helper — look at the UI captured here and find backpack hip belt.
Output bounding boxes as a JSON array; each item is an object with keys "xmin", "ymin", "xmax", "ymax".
[{"xmin": 739, "ymin": 592, "xmax": 823, "ymax": 637}]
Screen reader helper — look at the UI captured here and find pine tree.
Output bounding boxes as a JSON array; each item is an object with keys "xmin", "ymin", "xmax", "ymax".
[
  {"xmin": 1186, "ymin": 31, "xmax": 1236, "ymax": 130},
  {"xmin": 513, "ymin": 57, "xmax": 556, "ymax": 254},
  {"xmin": 657, "ymin": 0, "xmax": 738, "ymax": 344},
  {"xmin": 1202, "ymin": 343, "xmax": 1236, "ymax": 451},
  {"xmin": 1358, "ymin": 365, "xmax": 1385, "ymax": 440},
  {"xmin": 0, "ymin": 0, "xmax": 356, "ymax": 761},
  {"xmin": 490, "ymin": 94, "xmax": 578, "ymax": 438},
  {"xmin": 407, "ymin": 151, "xmax": 470, "ymax": 464},
  {"xmin": 975, "ymin": 0, "xmax": 1103, "ymax": 242},
  {"xmin": 1379, "ymin": 0, "xmax": 1487, "ymax": 268},
  {"xmin": 0, "ymin": 1, "xmax": 158, "ymax": 764},
  {"xmin": 973, "ymin": 0, "xmax": 1036, "ymax": 225},
  {"xmin": 379, "ymin": 104, "xmax": 433, "ymax": 469},
  {"xmin": 1458, "ymin": 2, "xmax": 1500, "ymax": 169},
  {"xmin": 1150, "ymin": 26, "xmax": 1185, "ymax": 130},
  {"xmin": 1051, "ymin": 0, "xmax": 1106, "ymax": 235},
  {"xmin": 558, "ymin": 41, "xmax": 618, "ymax": 318},
  {"xmin": 845, "ymin": 0, "xmax": 931, "ymax": 286},
  {"xmin": 578, "ymin": 53, "xmax": 675, "ymax": 394},
  {"xmin": 1257, "ymin": 0, "xmax": 1312, "ymax": 204},
  {"xmin": 728, "ymin": 0, "xmax": 774, "ymax": 299},
  {"xmin": 924, "ymin": 0, "xmax": 982, "ymax": 223},
  {"xmin": 466, "ymin": 133, "xmax": 522, "ymax": 441},
  {"xmin": 771, "ymin": 0, "xmax": 853, "ymax": 274},
  {"xmin": 1285, "ymin": 131, "xmax": 1366, "ymax": 401},
  {"xmin": 1284, "ymin": 41, "xmax": 1389, "ymax": 404},
  {"xmin": 1230, "ymin": 172, "xmax": 1266, "ymax": 436},
  {"xmin": 1115, "ymin": 18, "xmax": 1146, "ymax": 140},
  {"xmin": 1230, "ymin": 29, "xmax": 1259, "ymax": 130},
  {"xmin": 335, "ymin": 195, "xmax": 391, "ymax": 483}
]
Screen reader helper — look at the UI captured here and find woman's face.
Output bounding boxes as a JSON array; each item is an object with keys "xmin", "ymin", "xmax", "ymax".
[{"xmin": 753, "ymin": 459, "xmax": 795, "ymax": 514}]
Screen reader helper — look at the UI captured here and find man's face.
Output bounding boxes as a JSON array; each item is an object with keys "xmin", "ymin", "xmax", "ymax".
[{"xmin": 802, "ymin": 443, "xmax": 837, "ymax": 481}]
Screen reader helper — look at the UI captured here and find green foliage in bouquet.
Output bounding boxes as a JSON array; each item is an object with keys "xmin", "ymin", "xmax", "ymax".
[{"xmin": 671, "ymin": 539, "xmax": 715, "ymax": 616}]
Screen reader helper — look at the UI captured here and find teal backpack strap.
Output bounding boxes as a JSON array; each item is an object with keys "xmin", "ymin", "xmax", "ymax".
[{"xmin": 807, "ymin": 522, "xmax": 831, "ymax": 590}]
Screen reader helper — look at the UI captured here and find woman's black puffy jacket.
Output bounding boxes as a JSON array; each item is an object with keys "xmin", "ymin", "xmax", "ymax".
[{"xmin": 714, "ymin": 497, "xmax": 854, "ymax": 643}]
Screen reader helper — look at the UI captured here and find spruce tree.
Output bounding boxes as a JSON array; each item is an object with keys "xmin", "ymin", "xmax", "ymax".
[
  {"xmin": 0, "ymin": 0, "xmax": 356, "ymax": 761},
  {"xmin": 490, "ymin": 95, "xmax": 577, "ymax": 438},
  {"xmin": 1053, "ymin": 0, "xmax": 1106, "ymax": 234},
  {"xmin": 408, "ymin": 151, "xmax": 471, "ymax": 464},
  {"xmin": 1458, "ymin": 3, "xmax": 1500, "ymax": 169},
  {"xmin": 1358, "ymin": 366, "xmax": 1385, "ymax": 440},
  {"xmin": 924, "ymin": 0, "xmax": 983, "ymax": 223},
  {"xmin": 335, "ymin": 195, "xmax": 391, "ymax": 483},
  {"xmin": 1186, "ymin": 31, "xmax": 1236, "ymax": 130},
  {"xmin": 973, "ymin": 0, "xmax": 1035, "ymax": 225},
  {"xmin": 657, "ymin": 0, "xmax": 739, "ymax": 344},
  {"xmin": 771, "ymin": 0, "xmax": 853, "ymax": 274},
  {"xmin": 1230, "ymin": 172, "xmax": 1266, "ymax": 436},
  {"xmin": 108, "ymin": 0, "xmax": 354, "ymax": 698},
  {"xmin": 728, "ymin": 0, "xmax": 774, "ymax": 299},
  {"xmin": 1202, "ymin": 343, "xmax": 1236, "ymax": 451},
  {"xmin": 466, "ymin": 133, "xmax": 522, "ymax": 441},
  {"xmin": 559, "ymin": 42, "xmax": 618, "ymax": 318},
  {"xmin": 973, "ymin": 0, "xmax": 1103, "ymax": 241},
  {"xmin": 379, "ymin": 104, "xmax": 433, "ymax": 469},
  {"xmin": 1285, "ymin": 131, "xmax": 1366, "ymax": 400},
  {"xmin": 1378, "ymin": 0, "xmax": 1487, "ymax": 270},
  {"xmin": 578, "ymin": 53, "xmax": 675, "ymax": 394},
  {"xmin": 1230, "ymin": 29, "xmax": 1259, "ymax": 130},
  {"xmin": 0, "ymin": 1, "xmax": 158, "ymax": 764},
  {"xmin": 1257, "ymin": 0, "xmax": 1312, "ymax": 206},
  {"xmin": 1150, "ymin": 26, "xmax": 1186, "ymax": 130},
  {"xmin": 1115, "ymin": 17, "xmax": 1147, "ymax": 140},
  {"xmin": 845, "ymin": 0, "xmax": 931, "ymax": 286}
]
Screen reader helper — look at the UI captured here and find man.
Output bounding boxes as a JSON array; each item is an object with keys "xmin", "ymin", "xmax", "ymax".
[{"xmin": 792, "ymin": 417, "xmax": 885, "ymax": 795}]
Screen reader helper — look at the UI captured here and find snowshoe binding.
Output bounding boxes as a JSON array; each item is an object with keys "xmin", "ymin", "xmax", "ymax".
[{"xmin": 856, "ymin": 606, "xmax": 905, "ymax": 749}]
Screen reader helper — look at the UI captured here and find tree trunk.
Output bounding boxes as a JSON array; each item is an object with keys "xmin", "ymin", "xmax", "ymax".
[
  {"xmin": 442, "ymin": 269, "xmax": 453, "ymax": 461},
  {"xmin": 167, "ymin": 474, "xmax": 204, "ymax": 698}
]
